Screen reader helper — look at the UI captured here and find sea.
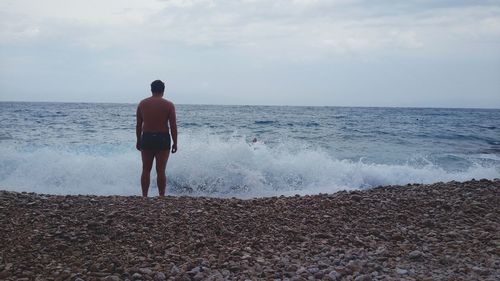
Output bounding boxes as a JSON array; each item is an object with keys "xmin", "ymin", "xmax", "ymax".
[{"xmin": 0, "ymin": 102, "xmax": 499, "ymax": 198}]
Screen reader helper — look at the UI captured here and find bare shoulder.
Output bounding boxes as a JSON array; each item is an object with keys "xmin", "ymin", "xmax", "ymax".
[
  {"xmin": 163, "ymin": 99, "xmax": 175, "ymax": 109},
  {"xmin": 138, "ymin": 97, "xmax": 150, "ymax": 107}
]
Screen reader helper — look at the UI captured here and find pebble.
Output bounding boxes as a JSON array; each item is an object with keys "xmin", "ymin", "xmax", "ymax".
[
  {"xmin": 193, "ymin": 271, "xmax": 205, "ymax": 280},
  {"xmin": 409, "ymin": 250, "xmax": 424, "ymax": 260},
  {"xmin": 0, "ymin": 271, "xmax": 11, "ymax": 279},
  {"xmin": 307, "ymin": 267, "xmax": 319, "ymax": 274},
  {"xmin": 139, "ymin": 268, "xmax": 153, "ymax": 275},
  {"xmin": 170, "ymin": 265, "xmax": 180, "ymax": 276},
  {"xmin": 472, "ymin": 266, "xmax": 490, "ymax": 275},
  {"xmin": 104, "ymin": 275, "xmax": 120, "ymax": 281},
  {"xmin": 153, "ymin": 272, "xmax": 166, "ymax": 281},
  {"xmin": 396, "ymin": 268, "xmax": 408, "ymax": 275},
  {"xmin": 132, "ymin": 273, "xmax": 143, "ymax": 280},
  {"xmin": 355, "ymin": 274, "xmax": 371, "ymax": 281},
  {"xmin": 0, "ymin": 179, "xmax": 498, "ymax": 280},
  {"xmin": 328, "ymin": 270, "xmax": 340, "ymax": 280}
]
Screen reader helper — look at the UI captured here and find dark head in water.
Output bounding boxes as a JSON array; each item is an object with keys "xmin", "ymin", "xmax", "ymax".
[{"xmin": 151, "ymin": 80, "xmax": 165, "ymax": 96}]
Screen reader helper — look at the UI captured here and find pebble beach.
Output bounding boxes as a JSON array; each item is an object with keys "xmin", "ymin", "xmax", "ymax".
[{"xmin": 1, "ymin": 179, "xmax": 499, "ymax": 280}]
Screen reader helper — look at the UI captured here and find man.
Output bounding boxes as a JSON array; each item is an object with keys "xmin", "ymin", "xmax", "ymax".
[{"xmin": 136, "ymin": 80, "xmax": 177, "ymax": 197}]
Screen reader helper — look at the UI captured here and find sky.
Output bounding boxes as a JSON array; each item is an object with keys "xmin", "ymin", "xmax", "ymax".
[{"xmin": 0, "ymin": 0, "xmax": 499, "ymax": 108}]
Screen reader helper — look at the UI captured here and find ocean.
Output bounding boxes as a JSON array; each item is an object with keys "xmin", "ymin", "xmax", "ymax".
[{"xmin": 0, "ymin": 102, "xmax": 499, "ymax": 197}]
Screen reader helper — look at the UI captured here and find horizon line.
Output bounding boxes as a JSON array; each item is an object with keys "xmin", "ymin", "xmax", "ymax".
[{"xmin": 0, "ymin": 99, "xmax": 499, "ymax": 110}]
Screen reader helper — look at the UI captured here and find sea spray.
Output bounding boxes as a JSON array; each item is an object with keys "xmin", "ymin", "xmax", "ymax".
[
  {"xmin": 1, "ymin": 102, "xmax": 499, "ymax": 197},
  {"xmin": 0, "ymin": 135, "xmax": 497, "ymax": 197}
]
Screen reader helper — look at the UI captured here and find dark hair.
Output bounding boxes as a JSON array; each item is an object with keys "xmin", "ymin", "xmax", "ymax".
[{"xmin": 151, "ymin": 80, "xmax": 165, "ymax": 93}]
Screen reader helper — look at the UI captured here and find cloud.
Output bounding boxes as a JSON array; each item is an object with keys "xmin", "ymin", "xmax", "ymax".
[
  {"xmin": 2, "ymin": 0, "xmax": 499, "ymax": 57},
  {"xmin": 0, "ymin": 0, "xmax": 499, "ymax": 106}
]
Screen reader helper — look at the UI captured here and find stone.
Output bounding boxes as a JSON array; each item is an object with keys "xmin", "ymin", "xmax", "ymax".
[
  {"xmin": 328, "ymin": 270, "xmax": 340, "ymax": 280},
  {"xmin": 471, "ymin": 266, "xmax": 489, "ymax": 275},
  {"xmin": 153, "ymin": 272, "xmax": 166, "ymax": 281},
  {"xmin": 314, "ymin": 270, "xmax": 324, "ymax": 279},
  {"xmin": 347, "ymin": 260, "xmax": 362, "ymax": 273},
  {"xmin": 354, "ymin": 274, "xmax": 371, "ymax": 281},
  {"xmin": 439, "ymin": 256, "xmax": 455, "ymax": 265},
  {"xmin": 188, "ymin": 266, "xmax": 201, "ymax": 275},
  {"xmin": 351, "ymin": 195, "xmax": 362, "ymax": 202},
  {"xmin": 1, "ymin": 180, "xmax": 499, "ymax": 280},
  {"xmin": 139, "ymin": 268, "xmax": 153, "ymax": 276},
  {"xmin": 105, "ymin": 275, "xmax": 121, "ymax": 281},
  {"xmin": 59, "ymin": 270, "xmax": 71, "ymax": 279},
  {"xmin": 170, "ymin": 265, "xmax": 180, "ymax": 276},
  {"xmin": 206, "ymin": 270, "xmax": 224, "ymax": 281},
  {"xmin": 0, "ymin": 270, "xmax": 11, "ymax": 279},
  {"xmin": 286, "ymin": 264, "xmax": 298, "ymax": 272},
  {"xmin": 408, "ymin": 250, "xmax": 424, "ymax": 260},
  {"xmin": 334, "ymin": 266, "xmax": 352, "ymax": 276},
  {"xmin": 193, "ymin": 272, "xmax": 205, "ymax": 280},
  {"xmin": 308, "ymin": 267, "xmax": 319, "ymax": 274},
  {"xmin": 396, "ymin": 268, "xmax": 408, "ymax": 275}
]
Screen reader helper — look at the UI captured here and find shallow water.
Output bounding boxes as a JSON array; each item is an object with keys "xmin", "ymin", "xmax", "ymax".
[{"xmin": 0, "ymin": 102, "xmax": 499, "ymax": 197}]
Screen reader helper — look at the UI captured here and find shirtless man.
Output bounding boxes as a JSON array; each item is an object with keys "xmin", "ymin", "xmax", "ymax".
[{"xmin": 136, "ymin": 80, "xmax": 177, "ymax": 197}]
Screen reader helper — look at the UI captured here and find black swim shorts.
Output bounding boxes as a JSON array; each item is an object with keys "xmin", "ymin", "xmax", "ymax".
[{"xmin": 140, "ymin": 132, "xmax": 171, "ymax": 151}]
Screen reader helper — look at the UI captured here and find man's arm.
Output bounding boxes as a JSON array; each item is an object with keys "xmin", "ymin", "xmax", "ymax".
[
  {"xmin": 169, "ymin": 103, "xmax": 177, "ymax": 153},
  {"xmin": 136, "ymin": 105, "xmax": 143, "ymax": 151}
]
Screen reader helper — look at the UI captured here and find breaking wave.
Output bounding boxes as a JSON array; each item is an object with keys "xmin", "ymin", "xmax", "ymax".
[{"xmin": 0, "ymin": 134, "xmax": 498, "ymax": 198}]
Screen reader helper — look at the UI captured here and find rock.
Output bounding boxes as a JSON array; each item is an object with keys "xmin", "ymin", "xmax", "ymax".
[
  {"xmin": 104, "ymin": 275, "xmax": 120, "ymax": 281},
  {"xmin": 327, "ymin": 270, "xmax": 339, "ymax": 280},
  {"xmin": 355, "ymin": 274, "xmax": 371, "ymax": 281},
  {"xmin": 188, "ymin": 266, "xmax": 202, "ymax": 276},
  {"xmin": 193, "ymin": 272, "xmax": 205, "ymax": 280},
  {"xmin": 351, "ymin": 195, "xmax": 362, "ymax": 202},
  {"xmin": 408, "ymin": 250, "xmax": 424, "ymax": 260},
  {"xmin": 170, "ymin": 265, "xmax": 180, "ymax": 276},
  {"xmin": 132, "ymin": 273, "xmax": 143, "ymax": 280},
  {"xmin": 153, "ymin": 272, "xmax": 166, "ymax": 281},
  {"xmin": 396, "ymin": 268, "xmax": 408, "ymax": 275},
  {"xmin": 439, "ymin": 256, "xmax": 455, "ymax": 265},
  {"xmin": 347, "ymin": 260, "xmax": 362, "ymax": 273},
  {"xmin": 314, "ymin": 270, "xmax": 324, "ymax": 279},
  {"xmin": 139, "ymin": 268, "xmax": 153, "ymax": 276},
  {"xmin": 286, "ymin": 264, "xmax": 298, "ymax": 272},
  {"xmin": 295, "ymin": 267, "xmax": 307, "ymax": 275},
  {"xmin": 0, "ymin": 270, "xmax": 11, "ymax": 279},
  {"xmin": 334, "ymin": 266, "xmax": 352, "ymax": 276},
  {"xmin": 89, "ymin": 263, "xmax": 100, "ymax": 272},
  {"xmin": 206, "ymin": 270, "xmax": 224, "ymax": 280},
  {"xmin": 59, "ymin": 270, "xmax": 71, "ymax": 279},
  {"xmin": 471, "ymin": 266, "xmax": 489, "ymax": 275},
  {"xmin": 1, "ymin": 180, "xmax": 499, "ymax": 280},
  {"xmin": 307, "ymin": 267, "xmax": 319, "ymax": 274}
]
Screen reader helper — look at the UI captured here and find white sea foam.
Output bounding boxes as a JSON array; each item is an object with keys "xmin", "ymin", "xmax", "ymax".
[{"xmin": 0, "ymin": 134, "xmax": 498, "ymax": 198}]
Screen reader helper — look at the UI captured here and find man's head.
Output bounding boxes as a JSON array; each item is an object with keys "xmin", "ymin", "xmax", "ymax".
[{"xmin": 151, "ymin": 80, "xmax": 165, "ymax": 95}]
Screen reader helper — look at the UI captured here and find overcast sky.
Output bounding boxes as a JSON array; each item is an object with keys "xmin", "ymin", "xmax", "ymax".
[{"xmin": 1, "ymin": 0, "xmax": 499, "ymax": 107}]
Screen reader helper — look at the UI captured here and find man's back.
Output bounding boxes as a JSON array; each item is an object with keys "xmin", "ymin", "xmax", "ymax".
[
  {"xmin": 136, "ymin": 79, "xmax": 177, "ymax": 197},
  {"xmin": 138, "ymin": 96, "xmax": 174, "ymax": 133}
]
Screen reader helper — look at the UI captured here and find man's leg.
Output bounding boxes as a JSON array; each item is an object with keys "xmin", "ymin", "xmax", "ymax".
[
  {"xmin": 154, "ymin": 150, "xmax": 170, "ymax": 197},
  {"xmin": 141, "ymin": 150, "xmax": 155, "ymax": 197}
]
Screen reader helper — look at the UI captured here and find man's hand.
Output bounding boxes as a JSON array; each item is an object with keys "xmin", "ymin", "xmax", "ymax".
[
  {"xmin": 171, "ymin": 143, "xmax": 177, "ymax": 154},
  {"xmin": 136, "ymin": 141, "xmax": 141, "ymax": 151}
]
